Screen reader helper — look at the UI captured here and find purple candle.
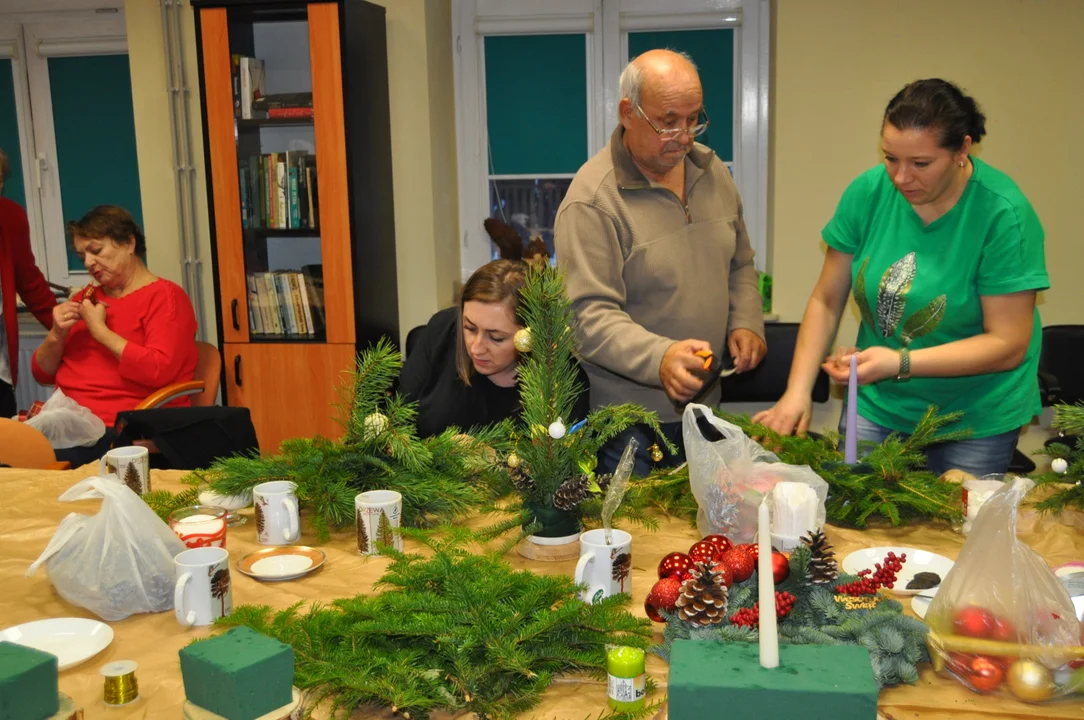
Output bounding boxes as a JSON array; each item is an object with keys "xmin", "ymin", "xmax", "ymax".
[{"xmin": 845, "ymin": 354, "xmax": 858, "ymax": 463}]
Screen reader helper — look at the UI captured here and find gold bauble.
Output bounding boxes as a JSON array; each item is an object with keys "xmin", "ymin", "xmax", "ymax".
[
  {"xmin": 649, "ymin": 443, "xmax": 664, "ymax": 463},
  {"xmin": 513, "ymin": 327, "xmax": 532, "ymax": 353},
  {"xmin": 507, "ymin": 451, "xmax": 522, "ymax": 469},
  {"xmin": 1007, "ymin": 659, "xmax": 1055, "ymax": 702}
]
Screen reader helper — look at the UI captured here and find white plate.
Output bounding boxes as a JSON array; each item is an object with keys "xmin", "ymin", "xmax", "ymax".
[
  {"xmin": 237, "ymin": 546, "xmax": 326, "ymax": 582},
  {"xmin": 910, "ymin": 587, "xmax": 939, "ymax": 619},
  {"xmin": 841, "ymin": 546, "xmax": 954, "ymax": 597},
  {"xmin": 0, "ymin": 618, "xmax": 114, "ymax": 670}
]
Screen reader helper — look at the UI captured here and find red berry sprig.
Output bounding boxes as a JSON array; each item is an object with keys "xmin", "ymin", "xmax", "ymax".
[
  {"xmin": 729, "ymin": 591, "xmax": 797, "ymax": 628},
  {"xmin": 834, "ymin": 551, "xmax": 907, "ymax": 596}
]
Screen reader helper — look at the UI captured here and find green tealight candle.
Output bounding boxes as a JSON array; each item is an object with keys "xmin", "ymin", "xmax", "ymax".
[{"xmin": 606, "ymin": 646, "xmax": 646, "ymax": 711}]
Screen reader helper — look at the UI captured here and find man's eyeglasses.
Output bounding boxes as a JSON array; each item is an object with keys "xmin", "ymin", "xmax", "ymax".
[{"xmin": 636, "ymin": 104, "xmax": 710, "ymax": 140}]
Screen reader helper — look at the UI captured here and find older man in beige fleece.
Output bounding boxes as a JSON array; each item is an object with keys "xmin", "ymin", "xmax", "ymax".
[{"xmin": 555, "ymin": 49, "xmax": 766, "ymax": 476}]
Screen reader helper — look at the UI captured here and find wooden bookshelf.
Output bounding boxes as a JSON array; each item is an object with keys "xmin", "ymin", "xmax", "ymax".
[{"xmin": 193, "ymin": 0, "xmax": 398, "ymax": 452}]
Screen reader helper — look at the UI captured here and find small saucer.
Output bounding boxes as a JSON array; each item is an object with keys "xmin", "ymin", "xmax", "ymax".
[{"xmin": 237, "ymin": 547, "xmax": 325, "ymax": 582}]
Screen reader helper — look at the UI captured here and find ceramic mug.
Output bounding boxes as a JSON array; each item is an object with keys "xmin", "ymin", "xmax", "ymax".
[
  {"xmin": 100, "ymin": 446, "xmax": 150, "ymax": 495},
  {"xmin": 254, "ymin": 480, "xmax": 300, "ymax": 545},
  {"xmin": 174, "ymin": 546, "xmax": 232, "ymax": 627},
  {"xmin": 355, "ymin": 490, "xmax": 403, "ymax": 555},
  {"xmin": 574, "ymin": 529, "xmax": 632, "ymax": 604}
]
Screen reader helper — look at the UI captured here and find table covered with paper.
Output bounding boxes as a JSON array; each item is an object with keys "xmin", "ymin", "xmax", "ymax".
[{"xmin": 2, "ymin": 466, "xmax": 1082, "ymax": 719}]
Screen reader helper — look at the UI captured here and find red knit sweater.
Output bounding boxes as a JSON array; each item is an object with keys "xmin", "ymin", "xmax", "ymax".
[{"xmin": 31, "ymin": 278, "xmax": 198, "ymax": 427}]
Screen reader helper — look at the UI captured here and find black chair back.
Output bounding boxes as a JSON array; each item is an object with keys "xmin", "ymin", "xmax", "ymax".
[
  {"xmin": 405, "ymin": 325, "xmax": 426, "ymax": 359},
  {"xmin": 1040, "ymin": 325, "xmax": 1084, "ymax": 405},
  {"xmin": 719, "ymin": 322, "xmax": 831, "ymax": 404}
]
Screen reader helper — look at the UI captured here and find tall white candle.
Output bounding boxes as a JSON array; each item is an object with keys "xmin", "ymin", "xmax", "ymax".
[{"xmin": 758, "ymin": 498, "xmax": 779, "ymax": 668}]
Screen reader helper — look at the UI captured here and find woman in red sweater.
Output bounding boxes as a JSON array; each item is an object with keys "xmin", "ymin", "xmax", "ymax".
[{"xmin": 32, "ymin": 205, "xmax": 198, "ymax": 465}]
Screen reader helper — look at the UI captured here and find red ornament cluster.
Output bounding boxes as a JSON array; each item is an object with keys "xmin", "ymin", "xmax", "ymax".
[
  {"xmin": 729, "ymin": 591, "xmax": 797, "ymax": 627},
  {"xmin": 835, "ymin": 551, "xmax": 906, "ymax": 595},
  {"xmin": 657, "ymin": 552, "xmax": 694, "ymax": 582}
]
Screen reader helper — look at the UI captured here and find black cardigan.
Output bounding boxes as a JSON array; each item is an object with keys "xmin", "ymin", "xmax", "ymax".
[{"xmin": 399, "ymin": 307, "xmax": 590, "ymax": 438}]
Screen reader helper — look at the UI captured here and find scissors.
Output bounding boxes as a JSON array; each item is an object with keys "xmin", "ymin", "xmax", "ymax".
[{"xmin": 678, "ymin": 349, "xmax": 738, "ymax": 408}]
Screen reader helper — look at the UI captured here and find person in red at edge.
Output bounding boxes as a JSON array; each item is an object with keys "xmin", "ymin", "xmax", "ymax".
[
  {"xmin": 0, "ymin": 148, "xmax": 57, "ymax": 419},
  {"xmin": 32, "ymin": 205, "xmax": 198, "ymax": 466}
]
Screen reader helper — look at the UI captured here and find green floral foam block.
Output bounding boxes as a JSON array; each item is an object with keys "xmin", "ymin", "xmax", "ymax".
[
  {"xmin": 180, "ymin": 627, "xmax": 294, "ymax": 720},
  {"xmin": 0, "ymin": 641, "xmax": 59, "ymax": 720}
]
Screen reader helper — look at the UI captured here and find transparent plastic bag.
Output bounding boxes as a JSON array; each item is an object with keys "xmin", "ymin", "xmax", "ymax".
[
  {"xmin": 26, "ymin": 476, "xmax": 187, "ymax": 621},
  {"xmin": 926, "ymin": 477, "xmax": 1084, "ymax": 702},
  {"xmin": 682, "ymin": 404, "xmax": 828, "ymax": 544},
  {"xmin": 24, "ymin": 388, "xmax": 105, "ymax": 448}
]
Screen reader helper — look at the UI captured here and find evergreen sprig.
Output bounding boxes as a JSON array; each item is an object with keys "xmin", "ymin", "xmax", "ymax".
[
  {"xmin": 214, "ymin": 528, "xmax": 653, "ymax": 720},
  {"xmin": 639, "ymin": 407, "xmax": 966, "ymax": 528},
  {"xmin": 184, "ymin": 339, "xmax": 510, "ymax": 541},
  {"xmin": 652, "ymin": 541, "xmax": 929, "ymax": 687},
  {"xmin": 1029, "ymin": 403, "xmax": 1084, "ymax": 515},
  {"xmin": 510, "ymin": 264, "xmax": 672, "ymax": 523}
]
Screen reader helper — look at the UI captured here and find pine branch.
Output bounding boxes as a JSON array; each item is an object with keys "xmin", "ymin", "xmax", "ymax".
[
  {"xmin": 143, "ymin": 486, "xmax": 202, "ymax": 523},
  {"xmin": 215, "ymin": 531, "xmax": 651, "ymax": 719}
]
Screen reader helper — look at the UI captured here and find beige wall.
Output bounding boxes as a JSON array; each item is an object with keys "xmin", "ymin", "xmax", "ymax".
[
  {"xmin": 771, "ymin": 0, "xmax": 1084, "ymax": 345},
  {"xmin": 124, "ymin": 0, "xmax": 216, "ymax": 344},
  {"xmin": 124, "ymin": 0, "xmax": 458, "ymax": 346}
]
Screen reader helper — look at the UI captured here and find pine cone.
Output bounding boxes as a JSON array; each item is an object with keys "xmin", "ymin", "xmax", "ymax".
[
  {"xmin": 509, "ymin": 465, "xmax": 534, "ymax": 492},
  {"xmin": 595, "ymin": 473, "xmax": 613, "ymax": 494},
  {"xmin": 675, "ymin": 560, "xmax": 729, "ymax": 626},
  {"xmin": 553, "ymin": 474, "xmax": 591, "ymax": 511},
  {"xmin": 802, "ymin": 529, "xmax": 839, "ymax": 585}
]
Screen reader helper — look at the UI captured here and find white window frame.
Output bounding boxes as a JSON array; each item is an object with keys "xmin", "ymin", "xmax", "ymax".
[
  {"xmin": 452, "ymin": 0, "xmax": 771, "ymax": 282},
  {"xmin": 23, "ymin": 17, "xmax": 128, "ymax": 286}
]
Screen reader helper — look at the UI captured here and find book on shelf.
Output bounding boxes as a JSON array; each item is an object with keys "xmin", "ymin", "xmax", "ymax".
[
  {"xmin": 246, "ymin": 269, "xmax": 324, "ymax": 337},
  {"xmin": 252, "ymin": 92, "xmax": 313, "ymax": 111},
  {"xmin": 238, "ymin": 152, "xmax": 319, "ymax": 230},
  {"xmin": 238, "ymin": 57, "xmax": 266, "ymax": 120}
]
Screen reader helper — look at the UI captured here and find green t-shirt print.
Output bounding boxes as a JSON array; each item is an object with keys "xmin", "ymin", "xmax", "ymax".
[{"xmin": 822, "ymin": 156, "xmax": 1049, "ymax": 438}]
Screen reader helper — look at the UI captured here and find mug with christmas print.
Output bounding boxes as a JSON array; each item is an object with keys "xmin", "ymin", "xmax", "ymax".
[
  {"xmin": 100, "ymin": 446, "xmax": 150, "ymax": 495},
  {"xmin": 253, "ymin": 480, "xmax": 300, "ymax": 546},
  {"xmin": 355, "ymin": 490, "xmax": 403, "ymax": 556},
  {"xmin": 574, "ymin": 529, "xmax": 632, "ymax": 604},
  {"xmin": 173, "ymin": 546, "xmax": 232, "ymax": 628}
]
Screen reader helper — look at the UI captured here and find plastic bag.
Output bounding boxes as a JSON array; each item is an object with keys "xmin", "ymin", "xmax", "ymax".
[
  {"xmin": 682, "ymin": 404, "xmax": 828, "ymax": 544},
  {"xmin": 24, "ymin": 388, "xmax": 105, "ymax": 448},
  {"xmin": 27, "ymin": 476, "xmax": 187, "ymax": 621},
  {"xmin": 926, "ymin": 477, "xmax": 1084, "ymax": 702}
]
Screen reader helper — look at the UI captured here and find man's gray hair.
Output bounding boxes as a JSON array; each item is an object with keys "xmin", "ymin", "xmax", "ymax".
[{"xmin": 618, "ymin": 50, "xmax": 697, "ymax": 109}]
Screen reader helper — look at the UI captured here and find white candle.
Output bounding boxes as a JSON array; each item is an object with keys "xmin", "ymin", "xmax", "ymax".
[
  {"xmin": 758, "ymin": 498, "xmax": 779, "ymax": 668},
  {"xmin": 172, "ymin": 513, "xmax": 227, "ymax": 548}
]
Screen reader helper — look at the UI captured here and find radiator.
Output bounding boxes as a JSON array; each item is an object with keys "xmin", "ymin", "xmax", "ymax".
[{"xmin": 15, "ymin": 331, "xmax": 53, "ymax": 411}]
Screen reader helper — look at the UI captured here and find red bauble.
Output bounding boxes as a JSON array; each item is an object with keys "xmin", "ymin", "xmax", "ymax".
[
  {"xmin": 703, "ymin": 534, "xmax": 733, "ymax": 555},
  {"xmin": 657, "ymin": 552, "xmax": 694, "ymax": 581},
  {"xmin": 736, "ymin": 543, "xmax": 759, "ymax": 563},
  {"xmin": 954, "ymin": 607, "xmax": 996, "ymax": 639},
  {"xmin": 720, "ymin": 548, "xmax": 755, "ymax": 583},
  {"xmin": 710, "ymin": 560, "xmax": 734, "ymax": 588},
  {"xmin": 645, "ymin": 577, "xmax": 682, "ymax": 623},
  {"xmin": 966, "ymin": 655, "xmax": 1004, "ymax": 693},
  {"xmin": 990, "ymin": 616, "xmax": 1016, "ymax": 643},
  {"xmin": 770, "ymin": 551, "xmax": 790, "ymax": 584},
  {"xmin": 688, "ymin": 540, "xmax": 719, "ymax": 564}
]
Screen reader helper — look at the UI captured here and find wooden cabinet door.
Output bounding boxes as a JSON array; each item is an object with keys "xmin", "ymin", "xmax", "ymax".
[{"xmin": 224, "ymin": 343, "xmax": 356, "ymax": 453}]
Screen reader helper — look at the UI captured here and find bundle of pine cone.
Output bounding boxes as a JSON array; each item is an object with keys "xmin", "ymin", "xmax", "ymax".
[{"xmin": 674, "ymin": 560, "xmax": 729, "ymax": 626}]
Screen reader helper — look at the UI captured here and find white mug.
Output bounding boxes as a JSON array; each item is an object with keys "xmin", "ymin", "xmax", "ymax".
[
  {"xmin": 574, "ymin": 528, "xmax": 632, "ymax": 604},
  {"xmin": 174, "ymin": 546, "xmax": 232, "ymax": 627},
  {"xmin": 355, "ymin": 490, "xmax": 402, "ymax": 555},
  {"xmin": 254, "ymin": 480, "xmax": 299, "ymax": 545},
  {"xmin": 100, "ymin": 446, "xmax": 150, "ymax": 495}
]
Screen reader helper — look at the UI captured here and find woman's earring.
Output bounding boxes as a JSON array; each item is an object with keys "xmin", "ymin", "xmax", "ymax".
[{"xmin": 958, "ymin": 160, "xmax": 965, "ymax": 167}]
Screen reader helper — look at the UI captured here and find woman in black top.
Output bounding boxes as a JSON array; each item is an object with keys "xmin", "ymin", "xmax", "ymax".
[{"xmin": 400, "ymin": 259, "xmax": 589, "ymax": 438}]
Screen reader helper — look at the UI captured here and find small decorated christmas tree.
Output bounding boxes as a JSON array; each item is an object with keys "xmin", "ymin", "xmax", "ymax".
[
  {"xmin": 506, "ymin": 264, "xmax": 668, "ymax": 538},
  {"xmin": 1033, "ymin": 403, "xmax": 1084, "ymax": 515}
]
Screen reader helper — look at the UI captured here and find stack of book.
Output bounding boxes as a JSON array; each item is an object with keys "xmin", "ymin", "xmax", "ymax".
[
  {"xmin": 239, "ymin": 152, "xmax": 318, "ymax": 230},
  {"xmin": 246, "ymin": 266, "xmax": 325, "ymax": 337},
  {"xmin": 252, "ymin": 92, "xmax": 313, "ymax": 120}
]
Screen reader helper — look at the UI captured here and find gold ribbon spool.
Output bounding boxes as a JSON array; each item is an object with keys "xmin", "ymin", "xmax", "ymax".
[{"xmin": 101, "ymin": 660, "xmax": 140, "ymax": 706}]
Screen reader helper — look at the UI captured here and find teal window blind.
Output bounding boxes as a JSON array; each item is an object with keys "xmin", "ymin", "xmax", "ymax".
[
  {"xmin": 0, "ymin": 59, "xmax": 27, "ymax": 210},
  {"xmin": 484, "ymin": 34, "xmax": 588, "ymax": 175},
  {"xmin": 49, "ymin": 55, "xmax": 143, "ymax": 271},
  {"xmin": 628, "ymin": 29, "xmax": 735, "ymax": 161}
]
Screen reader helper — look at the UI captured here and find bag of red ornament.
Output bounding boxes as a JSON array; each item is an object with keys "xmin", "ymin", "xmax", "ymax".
[
  {"xmin": 682, "ymin": 403, "xmax": 828, "ymax": 545},
  {"xmin": 925, "ymin": 476, "xmax": 1084, "ymax": 702}
]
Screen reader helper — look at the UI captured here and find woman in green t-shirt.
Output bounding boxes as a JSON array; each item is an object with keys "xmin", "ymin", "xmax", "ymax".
[{"xmin": 754, "ymin": 79, "xmax": 1049, "ymax": 476}]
